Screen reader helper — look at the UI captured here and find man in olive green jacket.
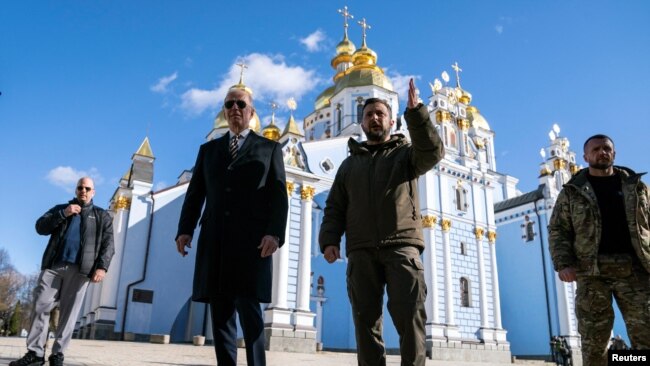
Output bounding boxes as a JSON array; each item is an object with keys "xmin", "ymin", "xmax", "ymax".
[
  {"xmin": 548, "ymin": 134, "xmax": 650, "ymax": 366},
  {"xmin": 319, "ymin": 79, "xmax": 444, "ymax": 366}
]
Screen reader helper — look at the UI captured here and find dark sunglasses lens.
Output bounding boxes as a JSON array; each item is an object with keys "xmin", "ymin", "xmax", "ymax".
[
  {"xmin": 224, "ymin": 100, "xmax": 247, "ymax": 109},
  {"xmin": 77, "ymin": 186, "xmax": 91, "ymax": 192}
]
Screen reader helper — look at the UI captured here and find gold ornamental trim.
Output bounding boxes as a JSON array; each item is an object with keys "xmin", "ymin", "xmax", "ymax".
[
  {"xmin": 115, "ymin": 196, "xmax": 131, "ymax": 210},
  {"xmin": 487, "ymin": 230, "xmax": 497, "ymax": 243},
  {"xmin": 286, "ymin": 181, "xmax": 295, "ymax": 196},
  {"xmin": 553, "ymin": 158, "xmax": 567, "ymax": 171},
  {"xmin": 422, "ymin": 215, "xmax": 438, "ymax": 228},
  {"xmin": 441, "ymin": 219, "xmax": 452, "ymax": 232},
  {"xmin": 457, "ymin": 118, "xmax": 470, "ymax": 131},
  {"xmin": 300, "ymin": 185, "xmax": 315, "ymax": 201},
  {"xmin": 474, "ymin": 227, "xmax": 485, "ymax": 240}
]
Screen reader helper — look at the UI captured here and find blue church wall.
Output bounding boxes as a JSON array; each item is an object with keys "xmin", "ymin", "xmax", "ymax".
[{"xmin": 497, "ymin": 216, "xmax": 555, "ymax": 356}]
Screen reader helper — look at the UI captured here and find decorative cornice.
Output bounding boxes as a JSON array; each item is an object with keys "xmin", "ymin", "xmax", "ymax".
[
  {"xmin": 115, "ymin": 196, "xmax": 131, "ymax": 210},
  {"xmin": 474, "ymin": 227, "xmax": 485, "ymax": 240},
  {"xmin": 487, "ymin": 230, "xmax": 497, "ymax": 243},
  {"xmin": 422, "ymin": 215, "xmax": 438, "ymax": 228},
  {"xmin": 300, "ymin": 185, "xmax": 315, "ymax": 201},
  {"xmin": 441, "ymin": 219, "xmax": 452, "ymax": 232}
]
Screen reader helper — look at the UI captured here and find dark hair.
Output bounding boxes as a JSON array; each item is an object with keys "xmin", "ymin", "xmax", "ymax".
[
  {"xmin": 583, "ymin": 134, "xmax": 614, "ymax": 151},
  {"xmin": 362, "ymin": 98, "xmax": 392, "ymax": 116}
]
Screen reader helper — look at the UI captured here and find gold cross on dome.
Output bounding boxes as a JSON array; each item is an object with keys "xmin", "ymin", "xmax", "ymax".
[
  {"xmin": 235, "ymin": 62, "xmax": 248, "ymax": 84},
  {"xmin": 451, "ymin": 61, "xmax": 463, "ymax": 87},
  {"xmin": 338, "ymin": 6, "xmax": 354, "ymax": 30},
  {"xmin": 269, "ymin": 101, "xmax": 278, "ymax": 124},
  {"xmin": 357, "ymin": 18, "xmax": 371, "ymax": 46}
]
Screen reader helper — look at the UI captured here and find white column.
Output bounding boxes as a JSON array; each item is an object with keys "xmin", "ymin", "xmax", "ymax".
[
  {"xmin": 475, "ymin": 228, "xmax": 488, "ymax": 328},
  {"xmin": 423, "ymin": 216, "xmax": 439, "ymax": 323},
  {"xmin": 441, "ymin": 219, "xmax": 455, "ymax": 326},
  {"xmin": 488, "ymin": 231, "xmax": 508, "ymax": 343},
  {"xmin": 265, "ymin": 183, "xmax": 293, "ymax": 332},
  {"xmin": 271, "ymin": 183, "xmax": 292, "ymax": 309},
  {"xmin": 296, "ymin": 185, "xmax": 314, "ymax": 311},
  {"xmin": 101, "ymin": 201, "xmax": 129, "ymax": 308},
  {"xmin": 487, "ymin": 231, "xmax": 501, "ymax": 328}
]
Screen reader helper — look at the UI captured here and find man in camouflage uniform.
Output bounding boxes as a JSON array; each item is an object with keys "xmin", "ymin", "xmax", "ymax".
[{"xmin": 549, "ymin": 134, "xmax": 650, "ymax": 366}]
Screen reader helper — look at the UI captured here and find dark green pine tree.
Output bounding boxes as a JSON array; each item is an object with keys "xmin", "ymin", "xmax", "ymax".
[{"xmin": 8, "ymin": 301, "xmax": 21, "ymax": 336}]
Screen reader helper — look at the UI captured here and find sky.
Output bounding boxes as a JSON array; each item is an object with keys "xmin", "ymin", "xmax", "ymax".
[{"xmin": 1, "ymin": 0, "xmax": 649, "ymax": 275}]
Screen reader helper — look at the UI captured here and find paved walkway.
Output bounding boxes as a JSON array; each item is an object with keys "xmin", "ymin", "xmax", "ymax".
[{"xmin": 0, "ymin": 337, "xmax": 537, "ymax": 366}]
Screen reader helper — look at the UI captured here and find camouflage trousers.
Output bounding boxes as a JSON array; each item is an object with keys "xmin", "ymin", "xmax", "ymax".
[{"xmin": 576, "ymin": 256, "xmax": 650, "ymax": 366}]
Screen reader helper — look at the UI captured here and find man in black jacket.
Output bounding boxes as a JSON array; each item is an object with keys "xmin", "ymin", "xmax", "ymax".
[
  {"xmin": 176, "ymin": 85, "xmax": 288, "ymax": 366},
  {"xmin": 319, "ymin": 79, "xmax": 444, "ymax": 366},
  {"xmin": 11, "ymin": 177, "xmax": 114, "ymax": 366}
]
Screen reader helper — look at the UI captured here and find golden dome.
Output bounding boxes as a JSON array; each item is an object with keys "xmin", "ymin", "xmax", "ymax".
[
  {"xmin": 262, "ymin": 119, "xmax": 281, "ymax": 141},
  {"xmin": 315, "ymin": 85, "xmax": 335, "ymax": 110},
  {"xmin": 214, "ymin": 110, "xmax": 228, "ymax": 129},
  {"xmin": 466, "ymin": 106, "xmax": 490, "ymax": 130},
  {"xmin": 334, "ymin": 68, "xmax": 394, "ymax": 94},
  {"xmin": 336, "ymin": 36, "xmax": 356, "ymax": 56},
  {"xmin": 352, "ymin": 45, "xmax": 378, "ymax": 68}
]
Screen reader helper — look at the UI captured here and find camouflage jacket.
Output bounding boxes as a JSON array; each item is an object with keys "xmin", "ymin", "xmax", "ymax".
[{"xmin": 548, "ymin": 166, "xmax": 650, "ymax": 275}]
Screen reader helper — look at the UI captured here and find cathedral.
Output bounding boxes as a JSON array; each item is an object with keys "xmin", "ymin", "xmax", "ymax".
[{"xmin": 71, "ymin": 7, "xmax": 606, "ymax": 364}]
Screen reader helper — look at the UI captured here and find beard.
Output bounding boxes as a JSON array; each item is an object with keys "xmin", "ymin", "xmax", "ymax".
[
  {"xmin": 589, "ymin": 160, "xmax": 613, "ymax": 170},
  {"xmin": 364, "ymin": 127, "xmax": 390, "ymax": 142}
]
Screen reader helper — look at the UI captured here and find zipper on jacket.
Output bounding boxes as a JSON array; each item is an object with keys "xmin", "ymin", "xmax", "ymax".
[{"xmin": 368, "ymin": 150, "xmax": 380, "ymax": 248}]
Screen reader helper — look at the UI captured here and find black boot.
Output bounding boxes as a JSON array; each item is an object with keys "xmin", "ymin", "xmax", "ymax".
[{"xmin": 9, "ymin": 351, "xmax": 45, "ymax": 366}]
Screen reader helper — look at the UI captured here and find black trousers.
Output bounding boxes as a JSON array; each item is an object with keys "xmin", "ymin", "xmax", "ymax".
[{"xmin": 210, "ymin": 295, "xmax": 266, "ymax": 366}]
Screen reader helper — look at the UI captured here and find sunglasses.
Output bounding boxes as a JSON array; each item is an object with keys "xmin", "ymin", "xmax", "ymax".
[
  {"xmin": 77, "ymin": 186, "xmax": 93, "ymax": 192},
  {"xmin": 224, "ymin": 100, "xmax": 248, "ymax": 109}
]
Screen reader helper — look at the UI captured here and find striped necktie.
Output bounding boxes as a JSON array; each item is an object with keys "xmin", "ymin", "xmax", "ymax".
[{"xmin": 229, "ymin": 134, "xmax": 241, "ymax": 159}]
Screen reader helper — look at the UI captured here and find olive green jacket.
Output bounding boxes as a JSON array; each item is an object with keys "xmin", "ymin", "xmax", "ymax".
[
  {"xmin": 548, "ymin": 166, "xmax": 650, "ymax": 275},
  {"xmin": 319, "ymin": 103, "xmax": 444, "ymax": 256}
]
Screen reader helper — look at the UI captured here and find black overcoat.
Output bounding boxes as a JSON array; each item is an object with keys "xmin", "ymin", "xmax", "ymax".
[{"xmin": 176, "ymin": 132, "xmax": 288, "ymax": 303}]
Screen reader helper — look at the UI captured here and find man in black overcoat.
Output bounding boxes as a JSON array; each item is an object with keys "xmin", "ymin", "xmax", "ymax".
[{"xmin": 176, "ymin": 85, "xmax": 288, "ymax": 366}]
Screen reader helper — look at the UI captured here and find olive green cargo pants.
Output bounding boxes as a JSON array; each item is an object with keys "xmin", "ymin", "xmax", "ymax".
[{"xmin": 347, "ymin": 245, "xmax": 427, "ymax": 366}]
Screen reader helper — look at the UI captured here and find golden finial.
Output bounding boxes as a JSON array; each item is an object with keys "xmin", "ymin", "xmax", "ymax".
[
  {"xmin": 357, "ymin": 18, "xmax": 371, "ymax": 47},
  {"xmin": 338, "ymin": 6, "xmax": 354, "ymax": 38},
  {"xmin": 452, "ymin": 61, "xmax": 463, "ymax": 88},
  {"xmin": 287, "ymin": 97, "xmax": 297, "ymax": 117},
  {"xmin": 269, "ymin": 101, "xmax": 278, "ymax": 125}
]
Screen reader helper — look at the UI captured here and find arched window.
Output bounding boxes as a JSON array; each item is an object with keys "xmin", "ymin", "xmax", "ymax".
[
  {"xmin": 336, "ymin": 104, "xmax": 342, "ymax": 133},
  {"xmin": 526, "ymin": 221, "xmax": 535, "ymax": 242},
  {"xmin": 455, "ymin": 185, "xmax": 468, "ymax": 212},
  {"xmin": 449, "ymin": 129, "xmax": 457, "ymax": 149},
  {"xmin": 356, "ymin": 97, "xmax": 364, "ymax": 124},
  {"xmin": 460, "ymin": 242, "xmax": 466, "ymax": 255},
  {"xmin": 460, "ymin": 277, "xmax": 470, "ymax": 307}
]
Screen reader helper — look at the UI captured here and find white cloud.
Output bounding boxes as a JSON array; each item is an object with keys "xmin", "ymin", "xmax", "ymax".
[
  {"xmin": 495, "ymin": 25, "xmax": 504, "ymax": 34},
  {"xmin": 154, "ymin": 181, "xmax": 168, "ymax": 191},
  {"xmin": 387, "ymin": 72, "xmax": 420, "ymax": 103},
  {"xmin": 150, "ymin": 72, "xmax": 178, "ymax": 93},
  {"xmin": 300, "ymin": 30, "xmax": 326, "ymax": 52},
  {"xmin": 46, "ymin": 166, "xmax": 104, "ymax": 192},
  {"xmin": 180, "ymin": 53, "xmax": 322, "ymax": 115}
]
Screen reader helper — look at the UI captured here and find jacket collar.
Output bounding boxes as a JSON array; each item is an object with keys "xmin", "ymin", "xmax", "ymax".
[
  {"xmin": 566, "ymin": 166, "xmax": 645, "ymax": 188},
  {"xmin": 348, "ymin": 133, "xmax": 407, "ymax": 155}
]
